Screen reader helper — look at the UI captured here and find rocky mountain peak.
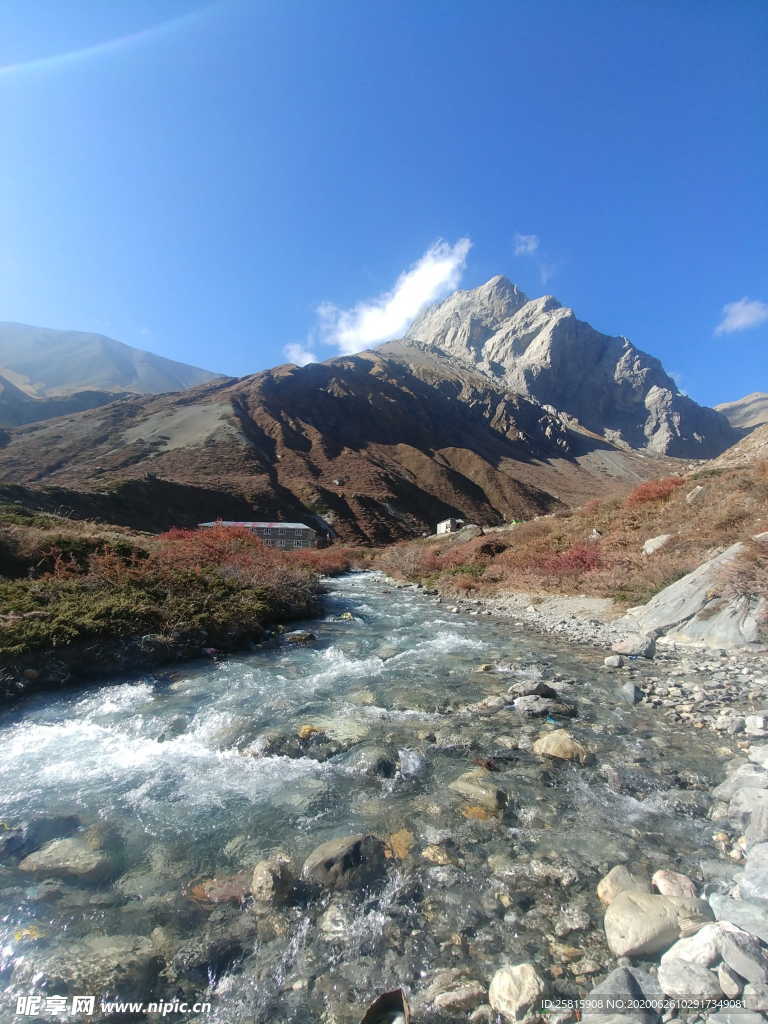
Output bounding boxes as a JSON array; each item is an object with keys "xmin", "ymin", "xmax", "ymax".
[{"xmin": 399, "ymin": 277, "xmax": 736, "ymax": 459}]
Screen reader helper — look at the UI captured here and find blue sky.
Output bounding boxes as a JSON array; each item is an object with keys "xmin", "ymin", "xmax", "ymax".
[{"xmin": 0, "ymin": 0, "xmax": 765, "ymax": 407}]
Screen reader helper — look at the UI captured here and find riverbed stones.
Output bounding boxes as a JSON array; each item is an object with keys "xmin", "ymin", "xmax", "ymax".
[
  {"xmin": 301, "ymin": 834, "xmax": 386, "ymax": 891},
  {"xmin": 532, "ymin": 729, "xmax": 587, "ymax": 764},
  {"xmin": 488, "ymin": 963, "xmax": 545, "ymax": 1022},
  {"xmin": 18, "ymin": 827, "xmax": 115, "ymax": 882},
  {"xmin": 597, "ymin": 865, "xmax": 650, "ymax": 905},
  {"xmin": 604, "ymin": 655, "xmax": 624, "ymax": 668},
  {"xmin": 448, "ymin": 769, "xmax": 507, "ymax": 812},
  {"xmin": 12, "ymin": 933, "xmax": 160, "ymax": 999},
  {"xmin": 657, "ymin": 958, "xmax": 723, "ymax": 999},
  {"xmin": 603, "ymin": 891, "xmax": 681, "ymax": 956},
  {"xmin": 652, "ymin": 869, "xmax": 697, "ymax": 899}
]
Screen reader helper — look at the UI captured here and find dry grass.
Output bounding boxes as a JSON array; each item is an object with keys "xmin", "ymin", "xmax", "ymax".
[{"xmin": 374, "ymin": 460, "xmax": 768, "ymax": 608}]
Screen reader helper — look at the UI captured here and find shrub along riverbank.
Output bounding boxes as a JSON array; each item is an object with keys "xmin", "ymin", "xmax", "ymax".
[
  {"xmin": 373, "ymin": 461, "xmax": 768, "ymax": 635},
  {"xmin": 0, "ymin": 514, "xmax": 357, "ymax": 699}
]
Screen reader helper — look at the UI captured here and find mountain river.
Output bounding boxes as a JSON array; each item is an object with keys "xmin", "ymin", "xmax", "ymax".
[{"xmin": 0, "ymin": 572, "xmax": 731, "ymax": 1022}]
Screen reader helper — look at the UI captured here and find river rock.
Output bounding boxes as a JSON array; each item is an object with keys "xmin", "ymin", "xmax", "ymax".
[
  {"xmin": 532, "ymin": 729, "xmax": 587, "ymax": 764},
  {"xmin": 418, "ymin": 968, "xmax": 487, "ymax": 1014},
  {"xmin": 741, "ymin": 842, "xmax": 768, "ymax": 902},
  {"xmin": 652, "ymin": 869, "xmax": 697, "ymax": 899},
  {"xmin": 657, "ymin": 958, "xmax": 723, "ymax": 1000},
  {"xmin": 251, "ymin": 857, "xmax": 294, "ymax": 904},
  {"xmin": 582, "ymin": 967, "xmax": 662, "ymax": 1024},
  {"xmin": 399, "ymin": 748, "xmax": 428, "ymax": 778},
  {"xmin": 448, "ymin": 769, "xmax": 507, "ymax": 812},
  {"xmin": 283, "ymin": 630, "xmax": 317, "ymax": 644},
  {"xmin": 718, "ymin": 963, "xmax": 744, "ymax": 999},
  {"xmin": 660, "ymin": 922, "xmax": 720, "ymax": 966},
  {"xmin": 612, "ymin": 634, "xmax": 656, "ymax": 659},
  {"xmin": 604, "ymin": 891, "xmax": 681, "ymax": 956},
  {"xmin": 0, "ymin": 814, "xmax": 80, "ymax": 860},
  {"xmin": 351, "ymin": 745, "xmax": 397, "ymax": 778},
  {"xmin": 718, "ymin": 923, "xmax": 768, "ymax": 985},
  {"xmin": 746, "ymin": 803, "xmax": 768, "ymax": 849},
  {"xmin": 710, "ymin": 894, "xmax": 768, "ymax": 944},
  {"xmin": 621, "ymin": 683, "xmax": 642, "ymax": 705},
  {"xmin": 597, "ymin": 865, "xmax": 650, "ymax": 905},
  {"xmin": 508, "ymin": 680, "xmax": 559, "ymax": 700},
  {"xmin": 488, "ymin": 963, "xmax": 545, "ymax": 1022},
  {"xmin": 301, "ymin": 834, "xmax": 386, "ymax": 891},
  {"xmin": 12, "ymin": 933, "xmax": 160, "ymax": 999},
  {"xmin": 713, "ymin": 763, "xmax": 768, "ymax": 801},
  {"xmin": 18, "ymin": 827, "xmax": 115, "ymax": 882},
  {"xmin": 189, "ymin": 871, "xmax": 251, "ymax": 904},
  {"xmin": 434, "ymin": 981, "xmax": 487, "ymax": 1014},
  {"xmin": 604, "ymin": 655, "xmax": 624, "ymax": 668}
]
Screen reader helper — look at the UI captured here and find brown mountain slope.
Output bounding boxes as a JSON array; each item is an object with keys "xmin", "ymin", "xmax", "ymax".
[{"xmin": 0, "ymin": 348, "xmax": 683, "ymax": 541}]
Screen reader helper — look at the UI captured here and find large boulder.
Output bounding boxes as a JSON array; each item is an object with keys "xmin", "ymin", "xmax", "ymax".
[
  {"xmin": 604, "ymin": 891, "xmax": 681, "ymax": 957},
  {"xmin": 301, "ymin": 834, "xmax": 387, "ymax": 891},
  {"xmin": 448, "ymin": 769, "xmax": 508, "ymax": 812},
  {"xmin": 618, "ymin": 534, "xmax": 768, "ymax": 649},
  {"xmin": 488, "ymin": 963, "xmax": 545, "ymax": 1022},
  {"xmin": 532, "ymin": 729, "xmax": 587, "ymax": 764},
  {"xmin": 18, "ymin": 827, "xmax": 115, "ymax": 882}
]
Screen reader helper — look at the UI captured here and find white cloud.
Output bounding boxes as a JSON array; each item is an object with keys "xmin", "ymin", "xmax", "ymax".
[
  {"xmin": 715, "ymin": 297, "xmax": 768, "ymax": 336},
  {"xmin": 320, "ymin": 238, "xmax": 472, "ymax": 354},
  {"xmin": 283, "ymin": 342, "xmax": 318, "ymax": 366},
  {"xmin": 514, "ymin": 232, "xmax": 539, "ymax": 255}
]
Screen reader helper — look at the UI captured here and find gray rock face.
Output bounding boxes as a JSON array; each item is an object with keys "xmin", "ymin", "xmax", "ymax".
[
  {"xmin": 619, "ymin": 535, "xmax": 768, "ymax": 649},
  {"xmin": 402, "ymin": 276, "xmax": 735, "ymax": 457},
  {"xmin": 301, "ymin": 834, "xmax": 387, "ymax": 891}
]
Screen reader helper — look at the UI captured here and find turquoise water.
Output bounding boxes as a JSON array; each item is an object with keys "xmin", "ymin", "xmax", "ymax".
[{"xmin": 0, "ymin": 572, "xmax": 727, "ymax": 1022}]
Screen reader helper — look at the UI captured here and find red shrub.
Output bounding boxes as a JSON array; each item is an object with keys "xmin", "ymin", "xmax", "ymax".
[
  {"xmin": 540, "ymin": 543, "xmax": 602, "ymax": 576},
  {"xmin": 624, "ymin": 477, "xmax": 684, "ymax": 507}
]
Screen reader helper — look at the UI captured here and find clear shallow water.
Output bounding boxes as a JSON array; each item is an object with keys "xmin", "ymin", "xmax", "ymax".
[{"xmin": 0, "ymin": 572, "xmax": 727, "ymax": 1022}]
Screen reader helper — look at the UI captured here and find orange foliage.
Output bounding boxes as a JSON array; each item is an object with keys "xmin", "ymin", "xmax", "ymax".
[{"xmin": 624, "ymin": 476, "xmax": 684, "ymax": 507}]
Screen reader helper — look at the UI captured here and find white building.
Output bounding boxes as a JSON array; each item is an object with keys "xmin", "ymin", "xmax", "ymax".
[{"xmin": 436, "ymin": 517, "xmax": 464, "ymax": 535}]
